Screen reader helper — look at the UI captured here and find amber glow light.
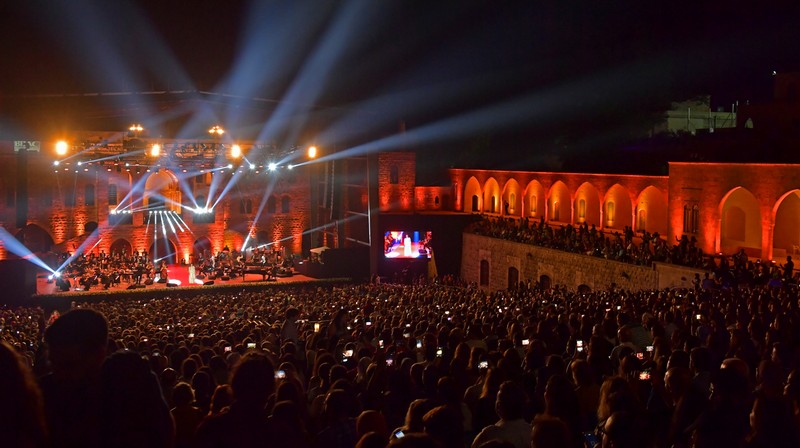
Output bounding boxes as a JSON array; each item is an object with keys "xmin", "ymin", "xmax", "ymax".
[{"xmin": 55, "ymin": 140, "xmax": 68, "ymax": 156}]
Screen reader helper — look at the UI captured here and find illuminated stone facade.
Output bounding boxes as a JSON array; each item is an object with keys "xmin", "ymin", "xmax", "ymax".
[
  {"xmin": 447, "ymin": 163, "xmax": 800, "ymax": 264},
  {"xmin": 0, "ymin": 139, "xmax": 311, "ymax": 262}
]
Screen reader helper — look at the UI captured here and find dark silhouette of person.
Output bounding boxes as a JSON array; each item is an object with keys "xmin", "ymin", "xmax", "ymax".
[
  {"xmin": 0, "ymin": 341, "xmax": 48, "ymax": 448},
  {"xmin": 40, "ymin": 309, "xmax": 108, "ymax": 448},
  {"xmin": 100, "ymin": 349, "xmax": 174, "ymax": 448},
  {"xmin": 195, "ymin": 352, "xmax": 276, "ymax": 448}
]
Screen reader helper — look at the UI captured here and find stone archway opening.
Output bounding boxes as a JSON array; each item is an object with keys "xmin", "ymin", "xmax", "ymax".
[
  {"xmin": 719, "ymin": 187, "xmax": 762, "ymax": 255},
  {"xmin": 574, "ymin": 182, "xmax": 601, "ymax": 226},
  {"xmin": 464, "ymin": 177, "xmax": 482, "ymax": 213},
  {"xmin": 483, "ymin": 178, "xmax": 500, "ymax": 214},
  {"xmin": 603, "ymin": 184, "xmax": 633, "ymax": 231},
  {"xmin": 149, "ymin": 238, "xmax": 178, "ymax": 265},
  {"xmin": 192, "ymin": 237, "xmax": 212, "ymax": 263},
  {"xmin": 772, "ymin": 190, "xmax": 800, "ymax": 260},
  {"xmin": 539, "ymin": 275, "xmax": 552, "ymax": 290},
  {"xmin": 14, "ymin": 224, "xmax": 54, "ymax": 254},
  {"xmin": 110, "ymin": 238, "xmax": 132, "ymax": 257},
  {"xmin": 636, "ymin": 186, "xmax": 668, "ymax": 237},
  {"xmin": 548, "ymin": 181, "xmax": 570, "ymax": 223},
  {"xmin": 144, "ymin": 170, "xmax": 182, "ymax": 212},
  {"xmin": 508, "ymin": 266, "xmax": 519, "ymax": 290}
]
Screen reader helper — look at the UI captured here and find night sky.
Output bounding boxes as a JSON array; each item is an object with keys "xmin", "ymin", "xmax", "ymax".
[{"xmin": 1, "ymin": 1, "xmax": 798, "ymax": 178}]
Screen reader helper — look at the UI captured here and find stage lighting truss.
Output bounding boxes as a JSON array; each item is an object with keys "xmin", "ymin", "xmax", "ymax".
[{"xmin": 55, "ymin": 134, "xmax": 315, "ymax": 174}]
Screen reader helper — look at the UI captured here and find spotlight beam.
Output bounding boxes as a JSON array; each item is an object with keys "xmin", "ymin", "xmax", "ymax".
[
  {"xmin": 0, "ymin": 227, "xmax": 55, "ymax": 273},
  {"xmin": 166, "ymin": 211, "xmax": 185, "ymax": 233},
  {"xmin": 244, "ymin": 176, "xmax": 279, "ymax": 244},
  {"xmin": 55, "ymin": 229, "xmax": 101, "ymax": 274},
  {"xmin": 164, "ymin": 211, "xmax": 177, "ymax": 234},
  {"xmin": 255, "ymin": 1, "xmax": 366, "ymax": 143},
  {"xmin": 173, "ymin": 213, "xmax": 194, "ymax": 235}
]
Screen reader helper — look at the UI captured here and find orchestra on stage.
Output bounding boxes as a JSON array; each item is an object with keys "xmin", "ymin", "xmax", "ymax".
[{"xmin": 51, "ymin": 245, "xmax": 294, "ymax": 291}]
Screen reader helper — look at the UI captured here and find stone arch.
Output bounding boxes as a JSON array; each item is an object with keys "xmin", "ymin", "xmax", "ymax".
[
  {"xmin": 144, "ymin": 169, "xmax": 181, "ymax": 212},
  {"xmin": 501, "ymin": 178, "xmax": 522, "ymax": 216},
  {"xmin": 84, "ymin": 221, "xmax": 99, "ymax": 233},
  {"xmin": 479, "ymin": 260, "xmax": 489, "ymax": 286},
  {"xmin": 635, "ymin": 186, "xmax": 668, "ymax": 236},
  {"xmin": 483, "ymin": 178, "xmax": 501, "ymax": 214},
  {"xmin": 772, "ymin": 189, "xmax": 800, "ymax": 258},
  {"xmin": 603, "ymin": 184, "xmax": 633, "ymax": 230},
  {"xmin": 719, "ymin": 187, "xmax": 762, "ymax": 254},
  {"xmin": 256, "ymin": 230, "xmax": 270, "ymax": 246},
  {"xmin": 548, "ymin": 180, "xmax": 571, "ymax": 223},
  {"xmin": 523, "ymin": 180, "xmax": 546, "ymax": 218},
  {"xmin": 224, "ymin": 229, "xmax": 246, "ymax": 254},
  {"xmin": 464, "ymin": 176, "xmax": 482, "ymax": 213},
  {"xmin": 574, "ymin": 182, "xmax": 601, "ymax": 226},
  {"xmin": 110, "ymin": 238, "xmax": 132, "ymax": 256},
  {"xmin": 192, "ymin": 237, "xmax": 212, "ymax": 262},
  {"xmin": 577, "ymin": 284, "xmax": 592, "ymax": 294},
  {"xmin": 267, "ymin": 196, "xmax": 277, "ymax": 214},
  {"xmin": 539, "ymin": 274, "xmax": 552, "ymax": 290},
  {"xmin": 14, "ymin": 224, "xmax": 54, "ymax": 254},
  {"xmin": 508, "ymin": 266, "xmax": 519, "ymax": 290},
  {"xmin": 149, "ymin": 238, "xmax": 178, "ymax": 265}
]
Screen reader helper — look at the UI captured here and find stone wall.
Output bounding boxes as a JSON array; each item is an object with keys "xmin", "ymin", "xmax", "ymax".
[
  {"xmin": 461, "ymin": 233, "xmax": 704, "ymax": 292},
  {"xmin": 378, "ymin": 152, "xmax": 416, "ymax": 212}
]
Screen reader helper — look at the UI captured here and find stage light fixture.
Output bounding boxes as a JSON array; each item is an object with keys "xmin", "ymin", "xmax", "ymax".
[
  {"xmin": 227, "ymin": 163, "xmax": 233, "ymax": 169},
  {"xmin": 288, "ymin": 164, "xmax": 294, "ymax": 170},
  {"xmin": 53, "ymin": 161, "xmax": 60, "ymax": 166},
  {"xmin": 268, "ymin": 162, "xmax": 277, "ymax": 171},
  {"xmin": 55, "ymin": 140, "xmax": 69, "ymax": 156},
  {"xmin": 249, "ymin": 163, "xmax": 255, "ymax": 170},
  {"xmin": 129, "ymin": 124, "xmax": 143, "ymax": 133},
  {"xmin": 208, "ymin": 125, "xmax": 225, "ymax": 136},
  {"xmin": 307, "ymin": 146, "xmax": 317, "ymax": 159},
  {"xmin": 231, "ymin": 144, "xmax": 242, "ymax": 158},
  {"xmin": 77, "ymin": 161, "xmax": 83, "ymax": 166},
  {"xmin": 150, "ymin": 143, "xmax": 161, "ymax": 157}
]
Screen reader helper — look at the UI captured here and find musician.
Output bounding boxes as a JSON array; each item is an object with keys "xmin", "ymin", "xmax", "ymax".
[
  {"xmin": 159, "ymin": 261, "xmax": 168, "ymax": 282},
  {"xmin": 134, "ymin": 264, "xmax": 144, "ymax": 285}
]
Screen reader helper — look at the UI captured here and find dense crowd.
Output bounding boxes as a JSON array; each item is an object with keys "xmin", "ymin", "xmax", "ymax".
[
  {"xmin": 470, "ymin": 217, "xmax": 710, "ymax": 268},
  {"xmin": 2, "ymin": 279, "xmax": 800, "ymax": 448},
  {"xmin": 470, "ymin": 216, "xmax": 798, "ymax": 291}
]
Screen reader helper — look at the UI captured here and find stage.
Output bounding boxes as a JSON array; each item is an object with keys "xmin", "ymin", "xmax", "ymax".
[{"xmin": 36, "ymin": 264, "xmax": 313, "ymax": 295}]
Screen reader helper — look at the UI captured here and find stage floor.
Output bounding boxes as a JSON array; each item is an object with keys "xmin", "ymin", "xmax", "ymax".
[{"xmin": 36, "ymin": 265, "xmax": 313, "ymax": 295}]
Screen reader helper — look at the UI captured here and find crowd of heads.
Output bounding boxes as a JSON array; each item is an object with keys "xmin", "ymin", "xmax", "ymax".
[
  {"xmin": 471, "ymin": 216, "xmax": 709, "ymax": 269},
  {"xmin": 2, "ymin": 276, "xmax": 800, "ymax": 447}
]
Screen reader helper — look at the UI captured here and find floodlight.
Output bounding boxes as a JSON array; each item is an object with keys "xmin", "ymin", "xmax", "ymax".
[{"xmin": 55, "ymin": 141, "xmax": 68, "ymax": 156}]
